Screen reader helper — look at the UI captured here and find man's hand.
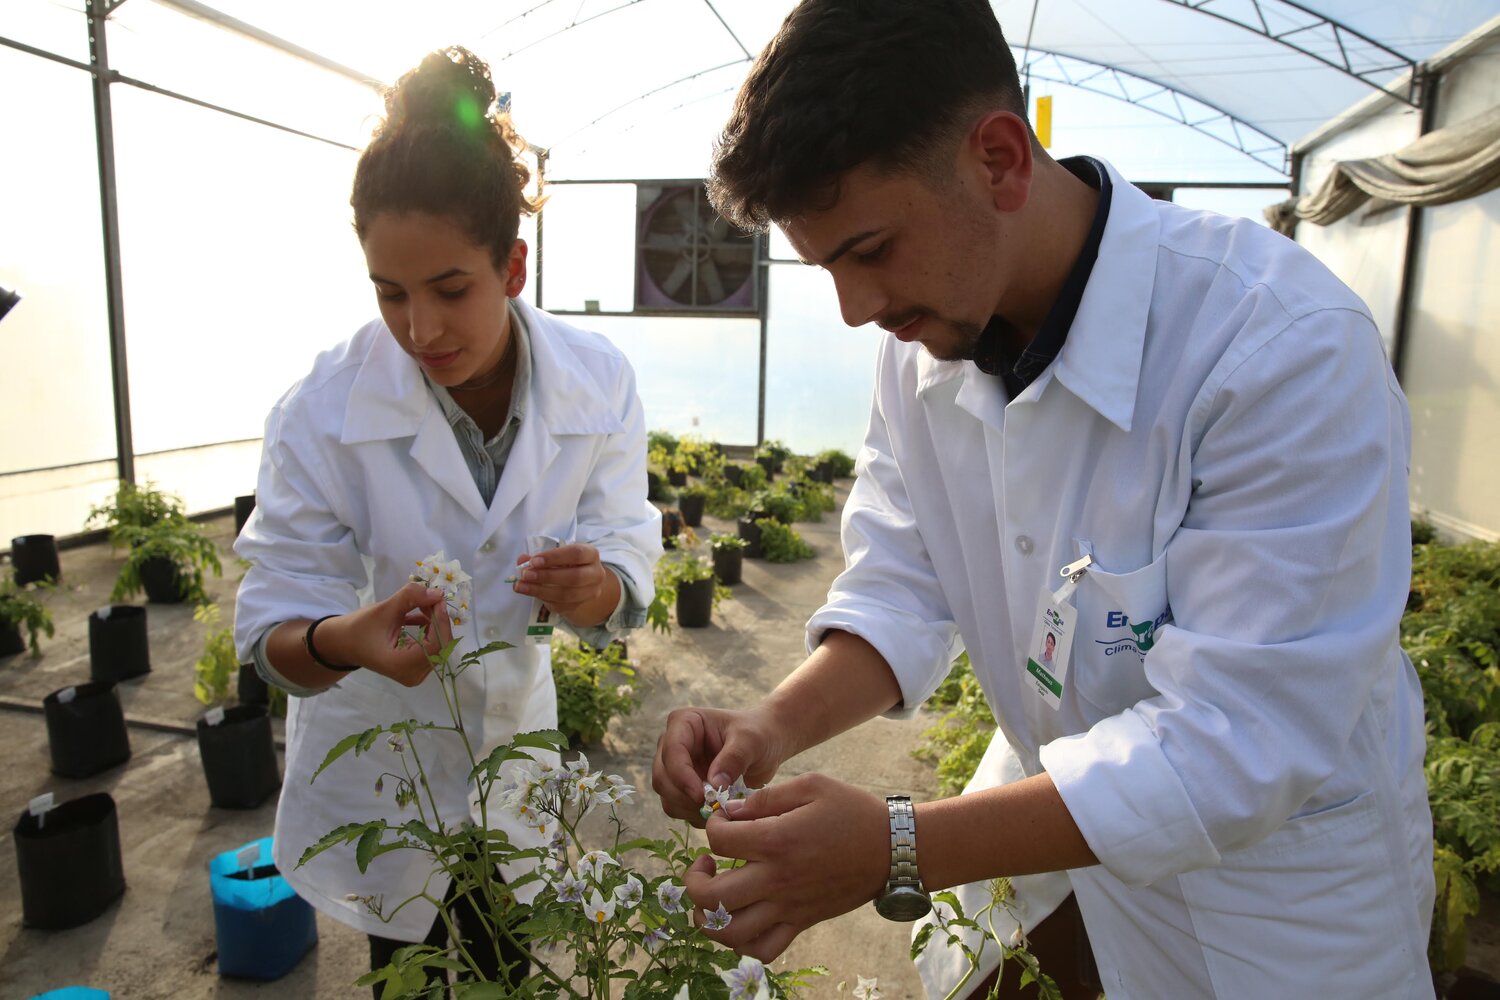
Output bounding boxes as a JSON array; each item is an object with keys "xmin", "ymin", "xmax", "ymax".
[
  {"xmin": 512, "ymin": 542, "xmax": 617, "ymax": 625},
  {"xmin": 652, "ymin": 706, "xmax": 790, "ymax": 823},
  {"xmin": 684, "ymin": 773, "xmax": 890, "ymax": 962},
  {"xmin": 319, "ymin": 581, "xmax": 453, "ymax": 687}
]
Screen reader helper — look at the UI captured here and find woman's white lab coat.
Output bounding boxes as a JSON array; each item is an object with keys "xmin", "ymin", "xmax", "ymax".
[
  {"xmin": 811, "ymin": 160, "xmax": 1435, "ymax": 998},
  {"xmin": 234, "ymin": 298, "xmax": 661, "ymax": 940}
]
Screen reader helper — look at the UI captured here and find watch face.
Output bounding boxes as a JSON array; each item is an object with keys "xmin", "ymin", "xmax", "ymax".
[{"xmin": 875, "ymin": 886, "xmax": 933, "ymax": 922}]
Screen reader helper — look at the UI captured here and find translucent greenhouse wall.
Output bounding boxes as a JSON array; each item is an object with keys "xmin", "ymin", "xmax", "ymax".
[{"xmin": 1293, "ymin": 30, "xmax": 1500, "ymax": 541}]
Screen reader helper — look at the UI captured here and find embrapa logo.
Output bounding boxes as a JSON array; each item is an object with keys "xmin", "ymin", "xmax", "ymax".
[{"xmin": 1102, "ymin": 607, "xmax": 1172, "ymax": 654}]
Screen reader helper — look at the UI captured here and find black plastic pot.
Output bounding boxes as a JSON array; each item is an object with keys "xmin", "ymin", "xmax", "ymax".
[
  {"xmin": 138, "ymin": 556, "xmax": 187, "ymax": 603},
  {"xmin": 0, "ymin": 621, "xmax": 25, "ymax": 658},
  {"xmin": 44, "ymin": 681, "xmax": 132, "ymax": 778},
  {"xmin": 667, "ymin": 469, "xmax": 688, "ymax": 488},
  {"xmin": 756, "ymin": 455, "xmax": 777, "ymax": 478},
  {"xmin": 198, "ymin": 705, "xmax": 280, "ymax": 809},
  {"xmin": 678, "ymin": 493, "xmax": 705, "ymax": 528},
  {"xmin": 661, "ymin": 509, "xmax": 683, "ymax": 548},
  {"xmin": 723, "ymin": 464, "xmax": 745, "ymax": 488},
  {"xmin": 11, "ymin": 534, "xmax": 60, "ymax": 585},
  {"xmin": 234, "ymin": 494, "xmax": 256, "ymax": 536},
  {"xmin": 737, "ymin": 518, "xmax": 763, "ymax": 559},
  {"xmin": 89, "ymin": 604, "xmax": 151, "ymax": 683},
  {"xmin": 14, "ymin": 792, "xmax": 126, "ymax": 929},
  {"xmin": 676, "ymin": 578, "xmax": 714, "ymax": 628},
  {"xmin": 813, "ymin": 460, "xmax": 836, "ymax": 484},
  {"xmin": 647, "ymin": 470, "xmax": 670, "ymax": 502},
  {"xmin": 238, "ymin": 663, "xmax": 269, "ymax": 707},
  {"xmin": 713, "ymin": 547, "xmax": 743, "ymax": 585}
]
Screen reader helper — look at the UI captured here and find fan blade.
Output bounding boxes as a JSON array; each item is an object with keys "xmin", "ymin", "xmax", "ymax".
[
  {"xmin": 644, "ymin": 232, "xmax": 681, "ymax": 251},
  {"xmin": 661, "ymin": 258, "xmax": 694, "ymax": 299},
  {"xmin": 701, "ymin": 258, "xmax": 726, "ymax": 302}
]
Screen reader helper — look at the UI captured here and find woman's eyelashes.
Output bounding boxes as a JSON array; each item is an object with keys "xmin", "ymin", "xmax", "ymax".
[{"xmin": 854, "ymin": 242, "xmax": 888, "ymax": 263}]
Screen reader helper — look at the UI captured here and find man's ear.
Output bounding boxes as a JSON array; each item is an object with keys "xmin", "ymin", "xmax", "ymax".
[
  {"xmin": 505, "ymin": 239, "xmax": 529, "ymax": 298},
  {"xmin": 969, "ymin": 111, "xmax": 1034, "ymax": 213}
]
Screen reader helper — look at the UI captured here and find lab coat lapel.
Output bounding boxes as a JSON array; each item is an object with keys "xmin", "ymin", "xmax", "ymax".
[
  {"xmin": 481, "ymin": 403, "xmax": 559, "ymax": 541},
  {"xmin": 342, "ymin": 321, "xmax": 489, "ymax": 523}
]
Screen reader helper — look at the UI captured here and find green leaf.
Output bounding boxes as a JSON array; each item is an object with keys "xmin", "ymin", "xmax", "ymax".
[
  {"xmin": 297, "ymin": 821, "xmax": 378, "ymax": 869},
  {"xmin": 355, "ymin": 823, "xmax": 386, "ymax": 874},
  {"xmin": 311, "ymin": 725, "xmax": 385, "ymax": 783},
  {"xmin": 932, "ymin": 889, "xmax": 964, "ymax": 919},
  {"xmin": 911, "ymin": 921, "xmax": 936, "ymax": 960}
]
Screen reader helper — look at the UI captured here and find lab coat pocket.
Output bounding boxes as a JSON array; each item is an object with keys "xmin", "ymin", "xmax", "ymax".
[
  {"xmin": 1179, "ymin": 792, "xmax": 1421, "ymax": 996},
  {"xmin": 1069, "ymin": 545, "xmax": 1169, "ymax": 715}
]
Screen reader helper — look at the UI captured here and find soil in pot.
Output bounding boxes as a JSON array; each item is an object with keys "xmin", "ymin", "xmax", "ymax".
[
  {"xmin": 198, "ymin": 705, "xmax": 281, "ymax": 810},
  {"xmin": 0, "ymin": 621, "xmax": 24, "ymax": 658},
  {"xmin": 713, "ymin": 547, "xmax": 743, "ymax": 585},
  {"xmin": 44, "ymin": 681, "xmax": 132, "ymax": 778},
  {"xmin": 234, "ymin": 494, "xmax": 256, "ymax": 536},
  {"xmin": 676, "ymin": 578, "xmax": 715, "ymax": 628},
  {"xmin": 679, "ymin": 493, "xmax": 705, "ymax": 528},
  {"xmin": 737, "ymin": 518, "xmax": 763, "ymax": 559},
  {"xmin": 11, "ymin": 534, "xmax": 61, "ymax": 585},
  {"xmin": 89, "ymin": 604, "xmax": 151, "ymax": 683},
  {"xmin": 14, "ymin": 792, "xmax": 126, "ymax": 930},
  {"xmin": 139, "ymin": 555, "xmax": 188, "ymax": 604}
]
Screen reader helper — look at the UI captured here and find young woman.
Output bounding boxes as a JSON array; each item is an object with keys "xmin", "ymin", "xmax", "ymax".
[{"xmin": 233, "ymin": 46, "xmax": 661, "ymax": 989}]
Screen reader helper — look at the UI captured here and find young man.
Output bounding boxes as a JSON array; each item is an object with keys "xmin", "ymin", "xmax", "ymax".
[{"xmin": 651, "ymin": 1, "xmax": 1434, "ymax": 997}]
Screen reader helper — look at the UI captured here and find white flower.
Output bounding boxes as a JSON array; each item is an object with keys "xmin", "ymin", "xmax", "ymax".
[
  {"xmin": 719, "ymin": 955, "xmax": 770, "ymax": 1000},
  {"xmin": 642, "ymin": 925, "xmax": 671, "ymax": 954},
  {"xmin": 597, "ymin": 774, "xmax": 636, "ymax": 805},
  {"xmin": 613, "ymin": 874, "xmax": 644, "ymax": 910},
  {"xmin": 578, "ymin": 850, "xmax": 618, "ymax": 880},
  {"xmin": 703, "ymin": 901, "xmax": 732, "ymax": 931},
  {"xmin": 553, "ymin": 868, "xmax": 585, "ymax": 904},
  {"xmin": 583, "ymin": 888, "xmax": 617, "ymax": 925},
  {"xmin": 702, "ymin": 782, "xmax": 732, "ymax": 816},
  {"xmin": 387, "ymin": 736, "xmax": 405, "ymax": 754},
  {"xmin": 439, "ymin": 559, "xmax": 471, "ymax": 589},
  {"xmin": 728, "ymin": 775, "xmax": 751, "ymax": 800},
  {"xmin": 852, "ymin": 976, "xmax": 882, "ymax": 1000},
  {"xmin": 656, "ymin": 880, "xmax": 686, "ymax": 914},
  {"xmin": 616, "ymin": 683, "xmax": 633, "ymax": 698},
  {"xmin": 673, "ymin": 987, "xmax": 691, "ymax": 1000},
  {"xmin": 1008, "ymin": 927, "xmax": 1026, "ymax": 949},
  {"xmin": 547, "ymin": 829, "xmax": 569, "ymax": 855}
]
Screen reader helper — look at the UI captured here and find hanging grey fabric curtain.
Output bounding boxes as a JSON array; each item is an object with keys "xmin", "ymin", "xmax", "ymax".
[{"xmin": 1265, "ymin": 103, "xmax": 1500, "ymax": 235}]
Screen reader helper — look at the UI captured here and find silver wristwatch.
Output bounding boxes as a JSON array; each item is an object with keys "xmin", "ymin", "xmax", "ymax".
[{"xmin": 873, "ymin": 794, "xmax": 933, "ymax": 921}]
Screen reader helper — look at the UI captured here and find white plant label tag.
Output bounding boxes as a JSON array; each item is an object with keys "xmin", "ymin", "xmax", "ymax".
[
  {"xmin": 95, "ymin": 605, "xmax": 112, "ymax": 620},
  {"xmin": 29, "ymin": 793, "xmax": 55, "ymax": 828},
  {"xmin": 58, "ymin": 687, "xmax": 77, "ymax": 704},
  {"xmin": 236, "ymin": 845, "xmax": 260, "ymax": 870},
  {"xmin": 205, "ymin": 707, "xmax": 226, "ymax": 726}
]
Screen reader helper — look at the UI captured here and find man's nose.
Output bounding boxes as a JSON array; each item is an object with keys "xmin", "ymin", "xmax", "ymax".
[{"xmin": 832, "ymin": 273, "xmax": 886, "ymax": 330}]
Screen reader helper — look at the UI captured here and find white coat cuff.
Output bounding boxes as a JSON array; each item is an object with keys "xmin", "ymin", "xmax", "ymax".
[
  {"xmin": 1040, "ymin": 709, "xmax": 1221, "ymax": 886},
  {"xmin": 805, "ymin": 602, "xmax": 957, "ymax": 720},
  {"xmin": 252, "ymin": 624, "xmax": 334, "ymax": 698}
]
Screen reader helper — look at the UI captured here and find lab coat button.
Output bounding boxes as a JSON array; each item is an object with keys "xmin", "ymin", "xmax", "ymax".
[
  {"xmin": 481, "ymin": 540, "xmax": 496, "ymax": 553},
  {"xmin": 486, "ymin": 627, "xmax": 499, "ymax": 640},
  {"xmin": 1015, "ymin": 535, "xmax": 1034, "ymax": 555}
]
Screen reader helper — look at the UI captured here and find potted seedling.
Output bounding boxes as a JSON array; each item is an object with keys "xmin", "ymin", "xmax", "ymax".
[
  {"xmin": 816, "ymin": 447, "xmax": 856, "ymax": 481},
  {"xmin": 0, "ymin": 576, "xmax": 54, "ymax": 658},
  {"xmin": 748, "ymin": 487, "xmax": 801, "ymax": 525},
  {"xmin": 650, "ymin": 543, "xmax": 731, "ymax": 630},
  {"xmin": 13, "ymin": 792, "xmax": 127, "ymax": 930},
  {"xmin": 194, "ymin": 604, "xmax": 280, "ymax": 809},
  {"xmin": 678, "ymin": 483, "xmax": 710, "ymax": 528},
  {"xmin": 756, "ymin": 517, "xmax": 816, "ymax": 563},
  {"xmin": 551, "ymin": 638, "xmax": 638, "ymax": 746},
  {"xmin": 86, "ymin": 479, "xmax": 182, "ymax": 538},
  {"xmin": 754, "ymin": 439, "xmax": 792, "ymax": 477},
  {"xmin": 710, "ymin": 532, "xmax": 747, "ymax": 585},
  {"xmin": 10, "ymin": 534, "xmax": 61, "ymax": 585},
  {"xmin": 111, "ymin": 518, "xmax": 223, "ymax": 604}
]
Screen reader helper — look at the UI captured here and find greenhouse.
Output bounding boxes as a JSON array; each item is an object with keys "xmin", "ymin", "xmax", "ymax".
[{"xmin": 2, "ymin": 0, "xmax": 1499, "ymax": 997}]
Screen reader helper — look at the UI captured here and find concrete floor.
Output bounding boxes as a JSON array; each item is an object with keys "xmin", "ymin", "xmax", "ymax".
[{"xmin": 0, "ymin": 485, "xmax": 948, "ymax": 999}]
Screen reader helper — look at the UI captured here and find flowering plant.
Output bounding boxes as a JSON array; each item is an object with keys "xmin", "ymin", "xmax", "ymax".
[
  {"xmin": 299, "ymin": 555, "xmax": 825, "ymax": 998},
  {"xmin": 913, "ymin": 878, "xmax": 1061, "ymax": 1000}
]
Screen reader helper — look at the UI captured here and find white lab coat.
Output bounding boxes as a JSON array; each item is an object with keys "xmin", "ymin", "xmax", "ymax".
[
  {"xmin": 809, "ymin": 160, "xmax": 1434, "ymax": 998},
  {"xmin": 234, "ymin": 298, "xmax": 662, "ymax": 940}
]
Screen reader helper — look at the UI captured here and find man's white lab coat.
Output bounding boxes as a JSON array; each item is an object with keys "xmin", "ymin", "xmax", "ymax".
[
  {"xmin": 809, "ymin": 161, "xmax": 1434, "ymax": 998},
  {"xmin": 235, "ymin": 299, "xmax": 661, "ymax": 941}
]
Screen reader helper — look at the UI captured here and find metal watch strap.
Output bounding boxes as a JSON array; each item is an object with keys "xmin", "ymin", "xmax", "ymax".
[
  {"xmin": 304, "ymin": 615, "xmax": 361, "ymax": 672},
  {"xmin": 886, "ymin": 794, "xmax": 922, "ymax": 890}
]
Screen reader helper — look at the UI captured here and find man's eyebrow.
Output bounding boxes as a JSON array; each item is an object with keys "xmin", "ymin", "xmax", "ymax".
[
  {"xmin": 368, "ymin": 268, "xmax": 472, "ymax": 285},
  {"xmin": 814, "ymin": 229, "xmax": 885, "ymax": 267}
]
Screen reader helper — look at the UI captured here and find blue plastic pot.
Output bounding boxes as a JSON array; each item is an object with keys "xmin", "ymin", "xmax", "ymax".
[
  {"xmin": 29, "ymin": 989, "xmax": 110, "ymax": 999},
  {"xmin": 209, "ymin": 837, "xmax": 317, "ymax": 980}
]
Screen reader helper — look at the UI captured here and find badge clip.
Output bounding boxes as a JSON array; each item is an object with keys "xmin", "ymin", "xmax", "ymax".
[{"xmin": 1053, "ymin": 554, "xmax": 1092, "ymax": 603}]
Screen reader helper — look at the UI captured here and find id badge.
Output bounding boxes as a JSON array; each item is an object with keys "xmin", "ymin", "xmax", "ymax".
[
  {"xmin": 1026, "ymin": 554, "xmax": 1091, "ymax": 710},
  {"xmin": 524, "ymin": 534, "xmax": 562, "ymax": 644}
]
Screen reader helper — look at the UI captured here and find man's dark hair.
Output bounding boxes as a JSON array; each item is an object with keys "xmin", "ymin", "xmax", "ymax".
[{"xmin": 707, "ymin": 0, "xmax": 1028, "ymax": 232}]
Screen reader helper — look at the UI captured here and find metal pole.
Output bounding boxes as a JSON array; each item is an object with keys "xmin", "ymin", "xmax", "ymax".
[
  {"xmin": 87, "ymin": 0, "xmax": 135, "ymax": 484},
  {"xmin": 756, "ymin": 241, "xmax": 769, "ymax": 446},
  {"xmin": 534, "ymin": 148, "xmax": 547, "ymax": 310},
  {"xmin": 1390, "ymin": 69, "xmax": 1440, "ymax": 383}
]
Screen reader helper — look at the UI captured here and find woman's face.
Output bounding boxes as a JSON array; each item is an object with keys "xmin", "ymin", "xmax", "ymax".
[{"xmin": 361, "ymin": 211, "xmax": 528, "ymax": 386}]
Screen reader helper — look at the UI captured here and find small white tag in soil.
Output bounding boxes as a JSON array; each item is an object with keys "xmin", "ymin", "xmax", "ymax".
[
  {"xmin": 236, "ymin": 844, "xmax": 260, "ymax": 870},
  {"xmin": 96, "ymin": 605, "xmax": 112, "ymax": 620},
  {"xmin": 58, "ymin": 687, "xmax": 76, "ymax": 704},
  {"xmin": 205, "ymin": 707, "xmax": 226, "ymax": 726},
  {"xmin": 29, "ymin": 793, "xmax": 55, "ymax": 828}
]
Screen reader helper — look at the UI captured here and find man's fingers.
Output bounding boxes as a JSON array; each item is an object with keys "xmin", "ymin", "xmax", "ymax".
[
  {"xmin": 739, "ymin": 921, "xmax": 800, "ymax": 964},
  {"xmin": 720, "ymin": 774, "xmax": 815, "ymax": 823},
  {"xmin": 699, "ymin": 899, "xmax": 782, "ymax": 951}
]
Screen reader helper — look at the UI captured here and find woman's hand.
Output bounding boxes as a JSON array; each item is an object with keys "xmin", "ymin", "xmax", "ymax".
[
  {"xmin": 512, "ymin": 542, "xmax": 620, "ymax": 626},
  {"xmin": 652, "ymin": 705, "xmax": 791, "ymax": 824},
  {"xmin": 318, "ymin": 581, "xmax": 453, "ymax": 687}
]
